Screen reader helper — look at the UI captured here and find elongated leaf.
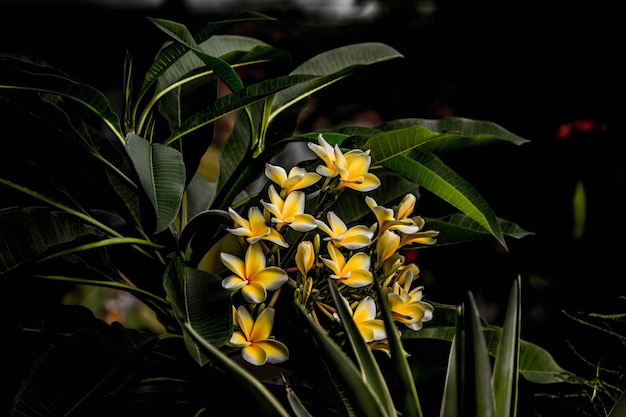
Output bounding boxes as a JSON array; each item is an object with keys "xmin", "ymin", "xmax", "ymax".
[
  {"xmin": 361, "ymin": 126, "xmax": 440, "ymax": 165},
  {"xmin": 0, "ymin": 56, "xmax": 124, "ymax": 143},
  {"xmin": 296, "ymin": 303, "xmax": 392, "ymax": 417},
  {"xmin": 492, "ymin": 278, "xmax": 521, "ymax": 417},
  {"xmin": 0, "ymin": 207, "xmax": 103, "ymax": 275},
  {"xmin": 181, "ymin": 321, "xmax": 292, "ymax": 417},
  {"xmin": 372, "ymin": 280, "xmax": 423, "ymax": 417},
  {"xmin": 140, "ymin": 11, "xmax": 274, "ymax": 94},
  {"xmin": 424, "ymin": 214, "xmax": 533, "ymax": 247},
  {"xmin": 439, "ymin": 307, "xmax": 462, "ymax": 417},
  {"xmin": 464, "ymin": 291, "xmax": 497, "ymax": 417},
  {"xmin": 382, "ymin": 149, "xmax": 507, "ymax": 249},
  {"xmin": 164, "ymin": 74, "xmax": 315, "ymax": 146},
  {"xmin": 378, "ymin": 118, "xmax": 530, "ymax": 150},
  {"xmin": 163, "ymin": 256, "xmax": 232, "ymax": 366},
  {"xmin": 11, "ymin": 325, "xmax": 157, "ymax": 417},
  {"xmin": 328, "ymin": 279, "xmax": 397, "ymax": 417},
  {"xmin": 125, "ymin": 133, "xmax": 185, "ymax": 233},
  {"xmin": 272, "ymin": 43, "xmax": 403, "ymax": 115}
]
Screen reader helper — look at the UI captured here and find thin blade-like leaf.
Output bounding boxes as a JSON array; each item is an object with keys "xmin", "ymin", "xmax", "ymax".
[
  {"xmin": 492, "ymin": 278, "xmax": 521, "ymax": 417},
  {"xmin": 328, "ymin": 279, "xmax": 397, "ymax": 417}
]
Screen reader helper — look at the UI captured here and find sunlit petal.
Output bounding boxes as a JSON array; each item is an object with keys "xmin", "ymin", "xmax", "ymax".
[
  {"xmin": 353, "ymin": 296, "xmax": 376, "ymax": 322},
  {"xmin": 235, "ymin": 305, "xmax": 255, "ymax": 340},
  {"xmin": 221, "ymin": 275, "xmax": 247, "ymax": 292},
  {"xmin": 255, "ymin": 340, "xmax": 290, "ymax": 364},
  {"xmin": 229, "ymin": 330, "xmax": 250, "ymax": 347},
  {"xmin": 377, "ymin": 229, "xmax": 401, "ymax": 264},
  {"xmin": 341, "ymin": 269, "xmax": 373, "ymax": 287},
  {"xmin": 244, "ymin": 243, "xmax": 267, "ymax": 279},
  {"xmin": 265, "ymin": 163, "xmax": 288, "ymax": 186},
  {"xmin": 250, "ymin": 307, "xmax": 274, "ymax": 341},
  {"xmin": 242, "ymin": 344, "xmax": 268, "ymax": 366},
  {"xmin": 220, "ymin": 252, "xmax": 246, "ymax": 278},
  {"xmin": 241, "ymin": 282, "xmax": 268, "ymax": 304},
  {"xmin": 341, "ymin": 225, "xmax": 373, "ymax": 249},
  {"xmin": 252, "ymin": 267, "xmax": 288, "ymax": 291},
  {"xmin": 290, "ymin": 214, "xmax": 318, "ymax": 232},
  {"xmin": 395, "ymin": 193, "xmax": 416, "ymax": 220}
]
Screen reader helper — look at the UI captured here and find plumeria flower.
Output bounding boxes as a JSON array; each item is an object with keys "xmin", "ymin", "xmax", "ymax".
[
  {"xmin": 335, "ymin": 148, "xmax": 381, "ymax": 192},
  {"xmin": 320, "ymin": 242, "xmax": 373, "ymax": 288},
  {"xmin": 315, "ymin": 211, "xmax": 373, "ymax": 250},
  {"xmin": 295, "ymin": 240, "xmax": 315, "ymax": 278},
  {"xmin": 376, "ymin": 229, "xmax": 401, "ymax": 265},
  {"xmin": 265, "ymin": 163, "xmax": 321, "ymax": 196},
  {"xmin": 220, "ymin": 243, "xmax": 288, "ymax": 303},
  {"xmin": 227, "ymin": 206, "xmax": 288, "ymax": 248},
  {"xmin": 230, "ymin": 305, "xmax": 289, "ymax": 366},
  {"xmin": 260, "ymin": 185, "xmax": 317, "ymax": 232},
  {"xmin": 385, "ymin": 264, "xmax": 433, "ymax": 331},
  {"xmin": 398, "ymin": 216, "xmax": 439, "ymax": 247},
  {"xmin": 366, "ymin": 195, "xmax": 421, "ymax": 238},
  {"xmin": 335, "ymin": 295, "xmax": 386, "ymax": 343},
  {"xmin": 307, "ymin": 134, "xmax": 342, "ymax": 178}
]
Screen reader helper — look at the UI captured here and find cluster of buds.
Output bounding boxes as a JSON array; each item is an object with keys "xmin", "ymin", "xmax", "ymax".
[{"xmin": 219, "ymin": 134, "xmax": 439, "ymax": 366}]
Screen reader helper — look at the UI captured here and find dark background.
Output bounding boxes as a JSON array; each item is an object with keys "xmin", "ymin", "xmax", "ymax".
[{"xmin": 2, "ymin": 0, "xmax": 624, "ymax": 415}]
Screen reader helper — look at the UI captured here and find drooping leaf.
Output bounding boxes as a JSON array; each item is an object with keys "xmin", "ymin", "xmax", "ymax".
[
  {"xmin": 11, "ymin": 324, "xmax": 158, "ymax": 417},
  {"xmin": 295, "ymin": 302, "xmax": 392, "ymax": 417},
  {"xmin": 328, "ymin": 279, "xmax": 397, "ymax": 417},
  {"xmin": 382, "ymin": 148, "xmax": 507, "ymax": 250},
  {"xmin": 378, "ymin": 117, "xmax": 530, "ymax": 150},
  {"xmin": 181, "ymin": 321, "xmax": 293, "ymax": 417},
  {"xmin": 0, "ymin": 207, "xmax": 104, "ymax": 276},
  {"xmin": 163, "ymin": 256, "xmax": 232, "ymax": 366},
  {"xmin": 125, "ymin": 133, "xmax": 185, "ymax": 233},
  {"xmin": 0, "ymin": 56, "xmax": 124, "ymax": 144},
  {"xmin": 424, "ymin": 214, "xmax": 534, "ymax": 247},
  {"xmin": 272, "ymin": 43, "xmax": 403, "ymax": 117}
]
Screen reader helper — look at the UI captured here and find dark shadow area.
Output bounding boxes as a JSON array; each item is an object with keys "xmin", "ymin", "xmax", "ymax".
[{"xmin": 1, "ymin": 1, "xmax": 623, "ymax": 415}]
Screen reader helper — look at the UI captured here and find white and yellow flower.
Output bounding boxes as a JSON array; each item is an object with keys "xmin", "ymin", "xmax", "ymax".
[
  {"xmin": 320, "ymin": 242, "xmax": 373, "ymax": 288},
  {"xmin": 227, "ymin": 206, "xmax": 288, "ymax": 247},
  {"xmin": 335, "ymin": 295, "xmax": 386, "ymax": 343},
  {"xmin": 221, "ymin": 243, "xmax": 288, "ymax": 303},
  {"xmin": 315, "ymin": 211, "xmax": 373, "ymax": 250},
  {"xmin": 261, "ymin": 185, "xmax": 317, "ymax": 232},
  {"xmin": 230, "ymin": 305, "xmax": 289, "ymax": 366},
  {"xmin": 265, "ymin": 163, "xmax": 321, "ymax": 195}
]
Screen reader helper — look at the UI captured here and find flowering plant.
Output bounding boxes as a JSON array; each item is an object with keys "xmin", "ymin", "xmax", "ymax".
[{"xmin": 0, "ymin": 11, "xmax": 590, "ymax": 417}]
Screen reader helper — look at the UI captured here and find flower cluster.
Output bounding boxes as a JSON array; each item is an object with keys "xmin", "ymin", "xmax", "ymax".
[{"xmin": 219, "ymin": 134, "xmax": 439, "ymax": 365}]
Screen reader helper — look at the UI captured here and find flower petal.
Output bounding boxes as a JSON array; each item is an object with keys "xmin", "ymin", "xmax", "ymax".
[
  {"xmin": 241, "ymin": 344, "xmax": 268, "ymax": 366},
  {"xmin": 255, "ymin": 340, "xmax": 289, "ymax": 364},
  {"xmin": 250, "ymin": 307, "xmax": 275, "ymax": 341}
]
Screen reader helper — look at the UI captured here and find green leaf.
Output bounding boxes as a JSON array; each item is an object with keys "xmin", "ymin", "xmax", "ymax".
[
  {"xmin": 382, "ymin": 148, "xmax": 507, "ymax": 250},
  {"xmin": 378, "ymin": 117, "xmax": 531, "ymax": 150},
  {"xmin": 0, "ymin": 56, "xmax": 124, "ymax": 144},
  {"xmin": 163, "ymin": 256, "xmax": 232, "ymax": 366},
  {"xmin": 125, "ymin": 133, "xmax": 186, "ymax": 233},
  {"xmin": 464, "ymin": 291, "xmax": 497, "ymax": 417},
  {"xmin": 492, "ymin": 279, "xmax": 521, "ymax": 417},
  {"xmin": 181, "ymin": 321, "xmax": 292, "ymax": 417},
  {"xmin": 361, "ymin": 126, "xmax": 440, "ymax": 165},
  {"xmin": 0, "ymin": 207, "xmax": 104, "ymax": 276},
  {"xmin": 424, "ymin": 214, "xmax": 534, "ymax": 247},
  {"xmin": 372, "ymin": 280, "xmax": 423, "ymax": 417},
  {"xmin": 328, "ymin": 279, "xmax": 397, "ymax": 417},
  {"xmin": 296, "ymin": 302, "xmax": 392, "ymax": 417},
  {"xmin": 164, "ymin": 74, "xmax": 315, "ymax": 146},
  {"xmin": 11, "ymin": 325, "xmax": 158, "ymax": 417},
  {"xmin": 272, "ymin": 43, "xmax": 403, "ymax": 117}
]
